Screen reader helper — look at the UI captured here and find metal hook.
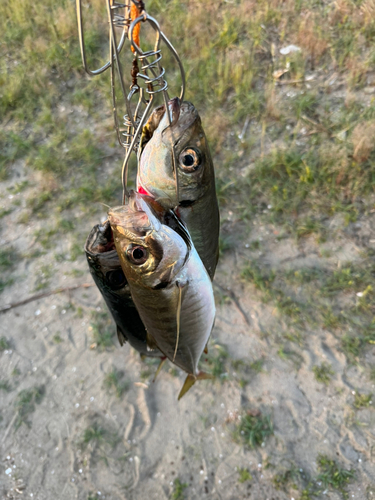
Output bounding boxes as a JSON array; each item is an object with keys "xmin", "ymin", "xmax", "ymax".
[
  {"xmin": 128, "ymin": 14, "xmax": 185, "ymax": 102},
  {"xmin": 76, "ymin": 0, "xmax": 128, "ymax": 76},
  {"xmin": 76, "ymin": 0, "xmax": 186, "ymax": 205},
  {"xmin": 122, "ymin": 88, "xmax": 154, "ymax": 203}
]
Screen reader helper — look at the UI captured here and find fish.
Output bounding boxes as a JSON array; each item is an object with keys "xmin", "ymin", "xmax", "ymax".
[
  {"xmin": 85, "ymin": 219, "xmax": 163, "ymax": 358},
  {"xmin": 108, "ymin": 190, "xmax": 216, "ymax": 399},
  {"xmin": 137, "ymin": 98, "xmax": 220, "ymax": 280}
]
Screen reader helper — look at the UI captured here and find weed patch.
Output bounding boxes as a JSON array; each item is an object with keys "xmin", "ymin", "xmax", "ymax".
[
  {"xmin": 14, "ymin": 386, "xmax": 45, "ymax": 429},
  {"xmin": 90, "ymin": 311, "xmax": 116, "ymax": 350},
  {"xmin": 103, "ymin": 368, "xmax": 130, "ymax": 398},
  {"xmin": 313, "ymin": 363, "xmax": 334, "ymax": 385},
  {"xmin": 170, "ymin": 478, "xmax": 188, "ymax": 500},
  {"xmin": 233, "ymin": 410, "xmax": 273, "ymax": 448}
]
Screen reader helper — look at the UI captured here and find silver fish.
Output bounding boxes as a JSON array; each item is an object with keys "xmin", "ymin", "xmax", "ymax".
[
  {"xmin": 137, "ymin": 98, "xmax": 220, "ymax": 280},
  {"xmin": 108, "ymin": 191, "xmax": 216, "ymax": 398}
]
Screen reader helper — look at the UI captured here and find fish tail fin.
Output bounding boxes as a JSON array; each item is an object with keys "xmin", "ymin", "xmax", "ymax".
[
  {"xmin": 177, "ymin": 371, "xmax": 213, "ymax": 400},
  {"xmin": 153, "ymin": 357, "xmax": 167, "ymax": 382},
  {"xmin": 178, "ymin": 374, "xmax": 196, "ymax": 400}
]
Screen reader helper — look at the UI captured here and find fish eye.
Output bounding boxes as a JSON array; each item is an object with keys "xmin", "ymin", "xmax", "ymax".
[
  {"xmin": 179, "ymin": 147, "xmax": 201, "ymax": 172},
  {"xmin": 106, "ymin": 269, "xmax": 127, "ymax": 290},
  {"xmin": 127, "ymin": 245, "xmax": 148, "ymax": 265}
]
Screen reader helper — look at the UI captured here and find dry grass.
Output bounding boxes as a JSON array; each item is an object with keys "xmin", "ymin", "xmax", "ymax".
[{"xmin": 351, "ymin": 121, "xmax": 375, "ymax": 163}]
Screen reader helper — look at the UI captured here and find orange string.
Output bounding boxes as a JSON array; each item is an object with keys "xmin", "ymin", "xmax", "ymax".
[{"xmin": 130, "ymin": 3, "xmax": 141, "ymax": 54}]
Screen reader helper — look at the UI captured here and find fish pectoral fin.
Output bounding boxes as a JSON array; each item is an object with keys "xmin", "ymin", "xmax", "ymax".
[
  {"xmin": 177, "ymin": 371, "xmax": 213, "ymax": 400},
  {"xmin": 146, "ymin": 331, "xmax": 159, "ymax": 351},
  {"xmin": 117, "ymin": 326, "xmax": 127, "ymax": 347},
  {"xmin": 153, "ymin": 357, "xmax": 167, "ymax": 382},
  {"xmin": 204, "ymin": 343, "xmax": 208, "ymax": 354},
  {"xmin": 173, "ymin": 281, "xmax": 185, "ymax": 362}
]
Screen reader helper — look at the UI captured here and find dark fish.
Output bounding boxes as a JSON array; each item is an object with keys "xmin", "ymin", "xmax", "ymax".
[{"xmin": 85, "ymin": 219, "xmax": 163, "ymax": 358}]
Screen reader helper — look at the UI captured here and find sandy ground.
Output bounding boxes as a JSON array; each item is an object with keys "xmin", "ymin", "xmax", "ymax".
[{"xmin": 1, "ymin": 166, "xmax": 375, "ymax": 500}]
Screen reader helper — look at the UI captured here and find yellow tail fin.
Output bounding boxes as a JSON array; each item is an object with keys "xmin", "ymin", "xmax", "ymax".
[{"xmin": 177, "ymin": 371, "xmax": 213, "ymax": 400}]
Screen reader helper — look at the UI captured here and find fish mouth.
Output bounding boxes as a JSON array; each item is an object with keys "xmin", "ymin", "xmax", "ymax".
[
  {"xmin": 85, "ymin": 220, "xmax": 116, "ymax": 255},
  {"xmin": 161, "ymin": 100, "xmax": 198, "ymax": 147},
  {"xmin": 167, "ymin": 97, "xmax": 181, "ymax": 126},
  {"xmin": 139, "ymin": 98, "xmax": 197, "ymax": 155}
]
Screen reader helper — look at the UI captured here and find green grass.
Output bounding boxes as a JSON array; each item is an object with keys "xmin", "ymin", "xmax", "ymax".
[
  {"xmin": 90, "ymin": 311, "xmax": 116, "ymax": 351},
  {"xmin": 237, "ymin": 468, "xmax": 252, "ymax": 483},
  {"xmin": 34, "ymin": 264, "xmax": 54, "ymax": 291},
  {"xmin": 234, "ymin": 411, "xmax": 273, "ymax": 448},
  {"xmin": 241, "ymin": 261, "xmax": 275, "ymax": 296},
  {"xmin": 240, "ymin": 256, "xmax": 375, "ymax": 368},
  {"xmin": 341, "ymin": 335, "xmax": 362, "ymax": 363},
  {"xmin": 313, "ymin": 362, "xmax": 334, "ymax": 385},
  {"xmin": 170, "ymin": 478, "xmax": 188, "ymax": 500},
  {"xmin": 53, "ymin": 334, "xmax": 63, "ymax": 344},
  {"xmin": 0, "ymin": 247, "xmax": 18, "ymax": 268},
  {"xmin": 316, "ymin": 455, "xmax": 355, "ymax": 500},
  {"xmin": 0, "ymin": 380, "xmax": 11, "ymax": 392},
  {"xmin": 14, "ymin": 386, "xmax": 45, "ymax": 429},
  {"xmin": 201, "ymin": 343, "xmax": 229, "ymax": 381},
  {"xmin": 273, "ymin": 465, "xmax": 302, "ymax": 491},
  {"xmin": 81, "ymin": 421, "xmax": 121, "ymax": 462},
  {"xmin": 0, "ymin": 131, "xmax": 32, "ymax": 180},
  {"xmin": 103, "ymin": 368, "xmax": 130, "ymax": 398},
  {"xmin": 353, "ymin": 392, "xmax": 373, "ymax": 409},
  {"xmin": 272, "ymin": 456, "xmax": 356, "ymax": 499},
  {"xmin": 82, "ymin": 424, "xmax": 109, "ymax": 447},
  {"xmin": 0, "ymin": 337, "xmax": 11, "ymax": 351}
]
